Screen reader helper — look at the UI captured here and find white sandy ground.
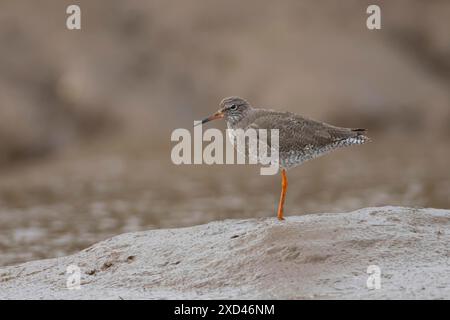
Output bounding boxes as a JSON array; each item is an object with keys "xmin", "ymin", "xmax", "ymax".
[{"xmin": 0, "ymin": 206, "xmax": 449, "ymax": 299}]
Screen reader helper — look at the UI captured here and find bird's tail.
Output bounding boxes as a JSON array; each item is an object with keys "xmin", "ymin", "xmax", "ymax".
[{"xmin": 351, "ymin": 128, "xmax": 371, "ymax": 143}]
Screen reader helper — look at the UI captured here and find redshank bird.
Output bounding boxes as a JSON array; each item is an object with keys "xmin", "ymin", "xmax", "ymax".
[{"xmin": 198, "ymin": 96, "xmax": 370, "ymax": 220}]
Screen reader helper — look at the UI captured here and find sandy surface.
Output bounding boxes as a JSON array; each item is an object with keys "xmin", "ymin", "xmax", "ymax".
[{"xmin": 0, "ymin": 206, "xmax": 448, "ymax": 299}]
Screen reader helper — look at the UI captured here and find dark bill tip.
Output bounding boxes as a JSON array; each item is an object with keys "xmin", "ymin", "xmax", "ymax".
[
  {"xmin": 194, "ymin": 119, "xmax": 208, "ymax": 127},
  {"xmin": 194, "ymin": 112, "xmax": 224, "ymax": 127}
]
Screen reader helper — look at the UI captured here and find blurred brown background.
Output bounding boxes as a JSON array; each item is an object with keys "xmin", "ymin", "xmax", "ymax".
[{"xmin": 0, "ymin": 0, "xmax": 449, "ymax": 266}]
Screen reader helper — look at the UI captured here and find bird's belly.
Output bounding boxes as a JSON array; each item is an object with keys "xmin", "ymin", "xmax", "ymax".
[
  {"xmin": 280, "ymin": 141, "xmax": 347, "ymax": 169},
  {"xmin": 280, "ymin": 147, "xmax": 330, "ymax": 169}
]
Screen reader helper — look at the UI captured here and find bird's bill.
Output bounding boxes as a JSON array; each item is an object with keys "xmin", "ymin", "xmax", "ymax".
[{"xmin": 195, "ymin": 110, "xmax": 224, "ymax": 126}]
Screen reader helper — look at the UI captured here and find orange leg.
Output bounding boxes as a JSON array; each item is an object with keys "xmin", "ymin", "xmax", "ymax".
[{"xmin": 277, "ymin": 169, "xmax": 288, "ymax": 220}]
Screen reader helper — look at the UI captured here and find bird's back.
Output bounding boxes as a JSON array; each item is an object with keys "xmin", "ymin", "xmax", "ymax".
[{"xmin": 235, "ymin": 108, "xmax": 369, "ymax": 169}]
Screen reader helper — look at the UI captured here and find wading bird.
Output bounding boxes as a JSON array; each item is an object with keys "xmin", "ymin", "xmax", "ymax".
[{"xmin": 198, "ymin": 97, "xmax": 370, "ymax": 220}]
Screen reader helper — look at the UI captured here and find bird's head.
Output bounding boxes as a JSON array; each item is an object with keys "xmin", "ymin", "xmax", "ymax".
[{"xmin": 196, "ymin": 97, "xmax": 251, "ymax": 127}]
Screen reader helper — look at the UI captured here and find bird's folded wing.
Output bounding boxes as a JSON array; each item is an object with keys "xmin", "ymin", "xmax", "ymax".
[{"xmin": 246, "ymin": 112, "xmax": 358, "ymax": 153}]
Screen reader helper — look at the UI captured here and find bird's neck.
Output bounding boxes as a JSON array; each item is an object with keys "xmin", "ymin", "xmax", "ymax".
[{"xmin": 226, "ymin": 121, "xmax": 236, "ymax": 130}]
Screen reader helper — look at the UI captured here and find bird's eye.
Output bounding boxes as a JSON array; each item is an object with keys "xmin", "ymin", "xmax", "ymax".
[{"xmin": 229, "ymin": 104, "xmax": 237, "ymax": 111}]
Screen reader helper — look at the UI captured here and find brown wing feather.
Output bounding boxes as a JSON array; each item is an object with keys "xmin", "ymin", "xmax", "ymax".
[{"xmin": 246, "ymin": 110, "xmax": 364, "ymax": 153}]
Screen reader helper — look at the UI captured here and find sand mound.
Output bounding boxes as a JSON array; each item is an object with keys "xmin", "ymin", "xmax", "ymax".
[{"xmin": 0, "ymin": 206, "xmax": 449, "ymax": 299}]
